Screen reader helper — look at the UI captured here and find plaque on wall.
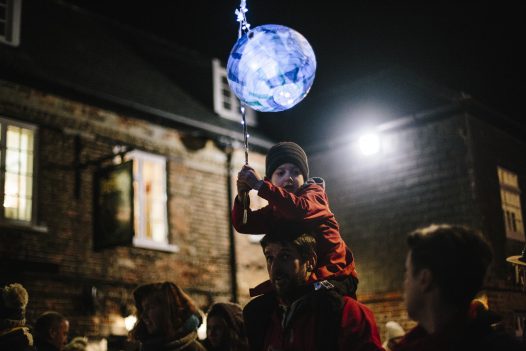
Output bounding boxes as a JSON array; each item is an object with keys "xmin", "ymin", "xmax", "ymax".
[{"xmin": 93, "ymin": 161, "xmax": 134, "ymax": 250}]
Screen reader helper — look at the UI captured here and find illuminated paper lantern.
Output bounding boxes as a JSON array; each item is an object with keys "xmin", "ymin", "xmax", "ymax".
[{"xmin": 227, "ymin": 24, "xmax": 316, "ymax": 112}]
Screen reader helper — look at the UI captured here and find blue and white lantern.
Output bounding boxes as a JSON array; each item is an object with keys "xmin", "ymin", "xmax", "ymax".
[{"xmin": 227, "ymin": 24, "xmax": 317, "ymax": 112}]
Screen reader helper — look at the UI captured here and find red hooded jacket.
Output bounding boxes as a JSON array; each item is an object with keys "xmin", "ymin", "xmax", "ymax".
[{"xmin": 232, "ymin": 177, "xmax": 357, "ymax": 288}]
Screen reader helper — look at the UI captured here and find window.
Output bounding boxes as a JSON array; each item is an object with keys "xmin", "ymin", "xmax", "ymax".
[
  {"xmin": 124, "ymin": 150, "xmax": 176, "ymax": 251},
  {"xmin": 212, "ymin": 58, "xmax": 257, "ymax": 126},
  {"xmin": 0, "ymin": 0, "xmax": 22, "ymax": 47},
  {"xmin": 498, "ymin": 167, "xmax": 525, "ymax": 241},
  {"xmin": 0, "ymin": 117, "xmax": 36, "ymax": 224}
]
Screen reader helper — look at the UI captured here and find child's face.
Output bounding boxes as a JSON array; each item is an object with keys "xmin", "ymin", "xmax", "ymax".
[{"xmin": 270, "ymin": 163, "xmax": 305, "ymax": 193}]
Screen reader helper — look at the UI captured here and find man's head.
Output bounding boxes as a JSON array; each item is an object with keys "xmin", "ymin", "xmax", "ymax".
[
  {"xmin": 260, "ymin": 228, "xmax": 317, "ymax": 303},
  {"xmin": 34, "ymin": 311, "xmax": 69, "ymax": 350},
  {"xmin": 403, "ymin": 224, "xmax": 493, "ymax": 320},
  {"xmin": 266, "ymin": 142, "xmax": 308, "ymax": 193}
]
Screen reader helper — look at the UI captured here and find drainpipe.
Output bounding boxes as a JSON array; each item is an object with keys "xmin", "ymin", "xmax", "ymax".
[{"xmin": 225, "ymin": 144, "xmax": 238, "ymax": 303}]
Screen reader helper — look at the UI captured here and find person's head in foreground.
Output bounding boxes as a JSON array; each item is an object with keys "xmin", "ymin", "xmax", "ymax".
[{"xmin": 404, "ymin": 224, "xmax": 493, "ymax": 333}]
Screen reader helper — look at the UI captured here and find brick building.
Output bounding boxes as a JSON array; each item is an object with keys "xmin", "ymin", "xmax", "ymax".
[
  {"xmin": 0, "ymin": 0, "xmax": 271, "ymax": 342},
  {"xmin": 304, "ymin": 70, "xmax": 526, "ymax": 339},
  {"xmin": 1, "ymin": 0, "xmax": 525, "ymax": 346}
]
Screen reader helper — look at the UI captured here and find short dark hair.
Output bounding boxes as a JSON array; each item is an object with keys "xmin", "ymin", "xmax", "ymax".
[
  {"xmin": 34, "ymin": 311, "xmax": 67, "ymax": 339},
  {"xmin": 407, "ymin": 224, "xmax": 493, "ymax": 308},
  {"xmin": 260, "ymin": 227, "xmax": 316, "ymax": 263}
]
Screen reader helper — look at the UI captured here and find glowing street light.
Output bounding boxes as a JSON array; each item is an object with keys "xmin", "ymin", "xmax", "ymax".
[{"xmin": 358, "ymin": 133, "xmax": 380, "ymax": 156}]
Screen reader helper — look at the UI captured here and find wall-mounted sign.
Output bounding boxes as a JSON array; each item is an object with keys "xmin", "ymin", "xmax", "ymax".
[{"xmin": 93, "ymin": 161, "xmax": 134, "ymax": 250}]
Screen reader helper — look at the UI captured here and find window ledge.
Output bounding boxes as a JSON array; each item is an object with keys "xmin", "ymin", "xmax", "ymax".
[
  {"xmin": 0, "ymin": 220, "xmax": 48, "ymax": 234},
  {"xmin": 133, "ymin": 237, "xmax": 180, "ymax": 253}
]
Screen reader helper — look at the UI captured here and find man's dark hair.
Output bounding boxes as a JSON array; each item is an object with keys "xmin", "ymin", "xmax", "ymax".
[
  {"xmin": 260, "ymin": 226, "xmax": 316, "ymax": 262},
  {"xmin": 407, "ymin": 224, "xmax": 493, "ymax": 309},
  {"xmin": 34, "ymin": 311, "xmax": 66, "ymax": 339}
]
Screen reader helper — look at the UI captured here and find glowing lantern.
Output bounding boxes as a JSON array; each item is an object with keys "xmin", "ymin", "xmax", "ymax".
[{"xmin": 227, "ymin": 24, "xmax": 317, "ymax": 112}]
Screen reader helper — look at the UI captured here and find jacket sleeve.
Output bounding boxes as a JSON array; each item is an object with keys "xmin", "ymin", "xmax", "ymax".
[
  {"xmin": 257, "ymin": 180, "xmax": 331, "ymax": 221},
  {"xmin": 339, "ymin": 298, "xmax": 384, "ymax": 351},
  {"xmin": 232, "ymin": 195, "xmax": 273, "ymax": 234}
]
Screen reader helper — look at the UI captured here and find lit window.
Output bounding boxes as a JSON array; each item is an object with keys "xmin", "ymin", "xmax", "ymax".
[
  {"xmin": 0, "ymin": 0, "xmax": 22, "ymax": 47},
  {"xmin": 212, "ymin": 58, "xmax": 257, "ymax": 126},
  {"xmin": 125, "ymin": 150, "xmax": 174, "ymax": 251},
  {"xmin": 498, "ymin": 167, "xmax": 525, "ymax": 241},
  {"xmin": 0, "ymin": 117, "xmax": 36, "ymax": 224}
]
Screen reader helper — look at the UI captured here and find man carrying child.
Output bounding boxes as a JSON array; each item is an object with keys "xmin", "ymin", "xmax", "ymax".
[{"xmin": 233, "ymin": 141, "xmax": 358, "ymax": 297}]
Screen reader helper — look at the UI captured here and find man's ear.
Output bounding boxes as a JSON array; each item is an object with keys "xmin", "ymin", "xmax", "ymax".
[
  {"xmin": 306, "ymin": 251, "xmax": 317, "ymax": 273},
  {"xmin": 417, "ymin": 268, "xmax": 433, "ymax": 293}
]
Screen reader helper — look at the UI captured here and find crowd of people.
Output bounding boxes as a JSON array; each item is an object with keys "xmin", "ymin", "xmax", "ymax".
[{"xmin": 1, "ymin": 142, "xmax": 524, "ymax": 350}]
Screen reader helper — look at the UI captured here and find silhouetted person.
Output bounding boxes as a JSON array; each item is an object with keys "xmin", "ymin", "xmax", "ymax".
[
  {"xmin": 34, "ymin": 311, "xmax": 69, "ymax": 351},
  {"xmin": 0, "ymin": 283, "xmax": 34, "ymax": 351},
  {"xmin": 130, "ymin": 282, "xmax": 206, "ymax": 351},
  {"xmin": 394, "ymin": 224, "xmax": 523, "ymax": 351},
  {"xmin": 243, "ymin": 228, "xmax": 383, "ymax": 351},
  {"xmin": 203, "ymin": 302, "xmax": 248, "ymax": 351}
]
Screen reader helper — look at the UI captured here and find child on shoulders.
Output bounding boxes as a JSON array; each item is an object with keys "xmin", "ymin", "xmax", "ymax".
[{"xmin": 233, "ymin": 141, "xmax": 358, "ymax": 297}]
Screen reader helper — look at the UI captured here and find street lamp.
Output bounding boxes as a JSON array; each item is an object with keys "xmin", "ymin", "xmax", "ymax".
[{"xmin": 358, "ymin": 133, "xmax": 380, "ymax": 156}]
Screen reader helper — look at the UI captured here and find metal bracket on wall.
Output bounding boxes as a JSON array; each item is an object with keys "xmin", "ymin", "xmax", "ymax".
[
  {"xmin": 45, "ymin": 132, "xmax": 134, "ymax": 199},
  {"xmin": 73, "ymin": 136, "xmax": 134, "ymax": 199}
]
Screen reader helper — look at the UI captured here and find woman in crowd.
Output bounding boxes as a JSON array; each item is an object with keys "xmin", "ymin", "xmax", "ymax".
[
  {"xmin": 203, "ymin": 303, "xmax": 248, "ymax": 351},
  {"xmin": 130, "ymin": 282, "xmax": 206, "ymax": 351}
]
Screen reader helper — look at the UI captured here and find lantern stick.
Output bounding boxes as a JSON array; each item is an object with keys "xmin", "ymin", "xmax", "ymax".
[
  {"xmin": 241, "ymin": 106, "xmax": 249, "ymax": 224},
  {"xmin": 235, "ymin": 0, "xmax": 251, "ymax": 224}
]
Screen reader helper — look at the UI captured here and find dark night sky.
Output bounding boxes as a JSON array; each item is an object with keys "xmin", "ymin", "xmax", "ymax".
[{"xmin": 66, "ymin": 0, "xmax": 524, "ymax": 137}]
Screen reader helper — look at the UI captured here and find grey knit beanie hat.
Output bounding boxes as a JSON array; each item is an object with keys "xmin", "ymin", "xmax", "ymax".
[{"xmin": 266, "ymin": 141, "xmax": 309, "ymax": 179}]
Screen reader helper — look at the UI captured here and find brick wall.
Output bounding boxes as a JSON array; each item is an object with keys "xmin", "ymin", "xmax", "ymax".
[
  {"xmin": 309, "ymin": 114, "xmax": 481, "ymax": 333},
  {"xmin": 310, "ymin": 114, "xmax": 480, "ymax": 296},
  {"xmin": 0, "ymin": 80, "xmax": 263, "ymax": 337},
  {"xmin": 309, "ymin": 112, "xmax": 526, "ymax": 338}
]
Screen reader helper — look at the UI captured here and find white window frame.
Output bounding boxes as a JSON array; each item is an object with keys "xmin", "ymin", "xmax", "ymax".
[
  {"xmin": 0, "ymin": 0, "xmax": 22, "ymax": 47},
  {"xmin": 124, "ymin": 150, "xmax": 178, "ymax": 252},
  {"xmin": 0, "ymin": 116, "xmax": 37, "ymax": 225},
  {"xmin": 498, "ymin": 166, "xmax": 525, "ymax": 241},
  {"xmin": 212, "ymin": 58, "xmax": 257, "ymax": 126}
]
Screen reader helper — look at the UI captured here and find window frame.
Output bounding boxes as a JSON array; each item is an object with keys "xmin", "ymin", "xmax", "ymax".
[
  {"xmin": 0, "ymin": 0, "xmax": 22, "ymax": 47},
  {"xmin": 212, "ymin": 58, "xmax": 257, "ymax": 126},
  {"xmin": 125, "ymin": 150, "xmax": 178, "ymax": 252},
  {"xmin": 497, "ymin": 166, "xmax": 525, "ymax": 242},
  {"xmin": 0, "ymin": 116, "xmax": 38, "ymax": 226}
]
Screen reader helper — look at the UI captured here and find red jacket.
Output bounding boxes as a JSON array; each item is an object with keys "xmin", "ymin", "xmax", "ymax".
[
  {"xmin": 243, "ymin": 288, "xmax": 383, "ymax": 351},
  {"xmin": 232, "ymin": 178, "xmax": 357, "ymax": 283}
]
